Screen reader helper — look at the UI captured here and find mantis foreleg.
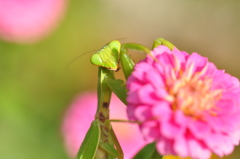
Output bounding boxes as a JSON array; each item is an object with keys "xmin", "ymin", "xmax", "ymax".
[
  {"xmin": 120, "ymin": 43, "xmax": 151, "ymax": 79},
  {"xmin": 96, "ymin": 66, "xmax": 125, "ymax": 159}
]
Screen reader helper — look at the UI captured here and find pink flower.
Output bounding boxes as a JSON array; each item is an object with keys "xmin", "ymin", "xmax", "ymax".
[
  {"xmin": 127, "ymin": 45, "xmax": 240, "ymax": 159},
  {"xmin": 62, "ymin": 92, "xmax": 146, "ymax": 159},
  {"xmin": 0, "ymin": 0, "xmax": 67, "ymax": 43}
]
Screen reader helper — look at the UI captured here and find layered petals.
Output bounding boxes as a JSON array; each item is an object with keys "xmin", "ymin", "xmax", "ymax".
[{"xmin": 127, "ymin": 45, "xmax": 240, "ymax": 159}]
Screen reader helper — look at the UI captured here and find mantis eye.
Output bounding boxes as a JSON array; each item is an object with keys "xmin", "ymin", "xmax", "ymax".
[
  {"xmin": 90, "ymin": 54, "xmax": 103, "ymax": 66},
  {"xmin": 90, "ymin": 40, "xmax": 120, "ymax": 71},
  {"xmin": 109, "ymin": 40, "xmax": 121, "ymax": 52}
]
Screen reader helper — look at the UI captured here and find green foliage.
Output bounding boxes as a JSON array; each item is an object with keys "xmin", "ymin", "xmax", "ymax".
[
  {"xmin": 133, "ymin": 142, "xmax": 163, "ymax": 159},
  {"xmin": 149, "ymin": 149, "xmax": 163, "ymax": 159},
  {"xmin": 133, "ymin": 142, "xmax": 156, "ymax": 159}
]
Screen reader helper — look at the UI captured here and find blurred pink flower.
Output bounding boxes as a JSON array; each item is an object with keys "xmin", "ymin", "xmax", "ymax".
[
  {"xmin": 62, "ymin": 92, "xmax": 146, "ymax": 159},
  {"xmin": 0, "ymin": 0, "xmax": 67, "ymax": 43},
  {"xmin": 127, "ymin": 45, "xmax": 240, "ymax": 159}
]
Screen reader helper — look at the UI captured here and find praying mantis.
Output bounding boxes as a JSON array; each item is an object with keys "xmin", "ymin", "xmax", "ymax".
[{"xmin": 75, "ymin": 38, "xmax": 175, "ymax": 159}]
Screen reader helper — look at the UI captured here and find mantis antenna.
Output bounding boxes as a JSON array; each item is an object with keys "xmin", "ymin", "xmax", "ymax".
[{"xmin": 65, "ymin": 50, "xmax": 96, "ymax": 71}]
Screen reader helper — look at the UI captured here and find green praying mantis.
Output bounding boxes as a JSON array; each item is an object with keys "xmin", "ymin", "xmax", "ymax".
[{"xmin": 75, "ymin": 38, "xmax": 176, "ymax": 159}]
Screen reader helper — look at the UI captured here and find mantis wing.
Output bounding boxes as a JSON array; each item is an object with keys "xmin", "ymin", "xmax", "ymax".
[{"xmin": 75, "ymin": 120, "xmax": 101, "ymax": 159}]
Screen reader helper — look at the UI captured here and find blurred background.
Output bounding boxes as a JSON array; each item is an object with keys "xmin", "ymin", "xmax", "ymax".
[{"xmin": 0, "ymin": 0, "xmax": 240, "ymax": 159}]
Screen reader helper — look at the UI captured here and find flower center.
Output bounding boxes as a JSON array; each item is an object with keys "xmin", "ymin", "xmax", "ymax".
[{"xmin": 170, "ymin": 73, "xmax": 222, "ymax": 118}]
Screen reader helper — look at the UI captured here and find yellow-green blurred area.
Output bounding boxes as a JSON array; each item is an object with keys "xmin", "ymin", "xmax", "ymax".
[{"xmin": 0, "ymin": 0, "xmax": 240, "ymax": 159}]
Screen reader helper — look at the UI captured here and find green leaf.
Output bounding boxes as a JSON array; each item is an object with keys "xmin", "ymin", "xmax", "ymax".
[
  {"xmin": 99, "ymin": 143, "xmax": 119, "ymax": 158},
  {"xmin": 149, "ymin": 148, "xmax": 163, "ymax": 159},
  {"xmin": 75, "ymin": 120, "xmax": 100, "ymax": 159},
  {"xmin": 105, "ymin": 78, "xmax": 127, "ymax": 105},
  {"xmin": 133, "ymin": 142, "xmax": 157, "ymax": 159}
]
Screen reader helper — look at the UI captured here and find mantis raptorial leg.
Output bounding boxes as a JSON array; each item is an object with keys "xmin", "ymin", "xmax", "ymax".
[{"xmin": 95, "ymin": 66, "xmax": 122, "ymax": 159}]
